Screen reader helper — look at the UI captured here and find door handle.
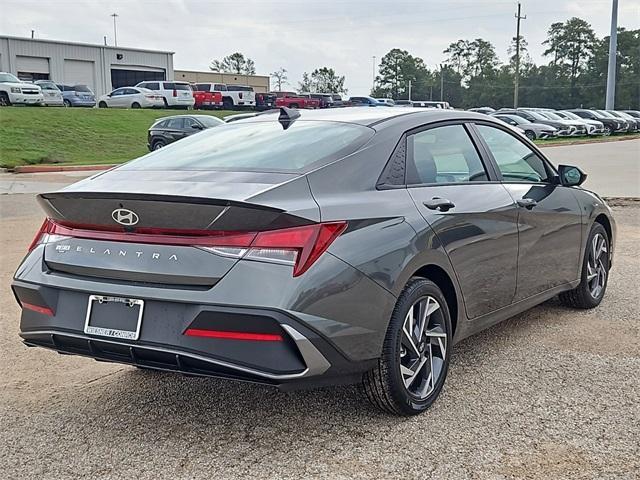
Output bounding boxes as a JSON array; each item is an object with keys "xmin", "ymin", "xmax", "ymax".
[
  {"xmin": 517, "ymin": 198, "xmax": 538, "ymax": 209},
  {"xmin": 423, "ymin": 197, "xmax": 455, "ymax": 212}
]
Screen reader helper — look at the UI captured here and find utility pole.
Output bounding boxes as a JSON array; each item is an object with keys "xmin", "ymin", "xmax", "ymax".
[
  {"xmin": 31, "ymin": 30, "xmax": 35, "ymax": 39},
  {"xmin": 408, "ymin": 80, "xmax": 412, "ymax": 101},
  {"xmin": 513, "ymin": 2, "xmax": 526, "ymax": 108},
  {"xmin": 439, "ymin": 64, "xmax": 444, "ymax": 101},
  {"xmin": 110, "ymin": 13, "xmax": 119, "ymax": 47},
  {"xmin": 605, "ymin": 0, "xmax": 618, "ymax": 109}
]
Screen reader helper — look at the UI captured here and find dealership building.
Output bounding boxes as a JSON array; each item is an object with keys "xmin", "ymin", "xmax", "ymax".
[
  {"xmin": 0, "ymin": 35, "xmax": 174, "ymax": 97},
  {"xmin": 0, "ymin": 36, "xmax": 272, "ymax": 96}
]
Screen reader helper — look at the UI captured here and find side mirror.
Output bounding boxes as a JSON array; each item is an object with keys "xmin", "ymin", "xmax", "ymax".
[
  {"xmin": 191, "ymin": 124, "xmax": 203, "ymax": 130},
  {"xmin": 558, "ymin": 165, "xmax": 587, "ymax": 186}
]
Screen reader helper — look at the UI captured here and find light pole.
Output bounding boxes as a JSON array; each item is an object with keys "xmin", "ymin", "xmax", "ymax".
[
  {"xmin": 605, "ymin": 0, "xmax": 618, "ymax": 109},
  {"xmin": 372, "ymin": 56, "xmax": 376, "ymax": 92},
  {"xmin": 513, "ymin": 2, "xmax": 526, "ymax": 108},
  {"xmin": 439, "ymin": 64, "xmax": 444, "ymax": 102},
  {"xmin": 111, "ymin": 13, "xmax": 119, "ymax": 47}
]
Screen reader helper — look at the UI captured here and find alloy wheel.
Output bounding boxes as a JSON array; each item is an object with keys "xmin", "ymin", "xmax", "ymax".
[
  {"xmin": 399, "ymin": 296, "xmax": 447, "ymax": 400},
  {"xmin": 587, "ymin": 233, "xmax": 608, "ymax": 298}
]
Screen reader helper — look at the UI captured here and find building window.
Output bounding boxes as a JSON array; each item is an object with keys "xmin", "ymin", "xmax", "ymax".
[{"xmin": 17, "ymin": 72, "xmax": 49, "ymax": 82}]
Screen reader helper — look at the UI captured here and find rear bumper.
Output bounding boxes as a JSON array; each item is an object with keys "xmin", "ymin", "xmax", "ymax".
[
  {"xmin": 14, "ymin": 279, "xmax": 373, "ymax": 389},
  {"xmin": 67, "ymin": 98, "xmax": 96, "ymax": 107}
]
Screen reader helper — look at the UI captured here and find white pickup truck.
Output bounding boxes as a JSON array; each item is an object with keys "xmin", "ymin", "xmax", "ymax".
[
  {"xmin": 0, "ymin": 72, "xmax": 44, "ymax": 106},
  {"xmin": 195, "ymin": 83, "xmax": 256, "ymax": 110}
]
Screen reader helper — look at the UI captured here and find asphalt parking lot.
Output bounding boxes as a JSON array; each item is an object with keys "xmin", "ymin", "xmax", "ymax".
[{"xmin": 1, "ymin": 167, "xmax": 639, "ymax": 479}]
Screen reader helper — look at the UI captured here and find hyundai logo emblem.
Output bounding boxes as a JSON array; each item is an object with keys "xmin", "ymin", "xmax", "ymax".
[{"xmin": 112, "ymin": 208, "xmax": 139, "ymax": 226}]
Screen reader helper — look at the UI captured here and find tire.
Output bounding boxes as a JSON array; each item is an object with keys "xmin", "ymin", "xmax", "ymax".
[
  {"xmin": 63, "ymin": 99, "xmax": 72, "ymax": 107},
  {"xmin": 289, "ymin": 103, "xmax": 299, "ymax": 109},
  {"xmin": 524, "ymin": 130, "xmax": 536, "ymax": 141},
  {"xmin": 603, "ymin": 126, "xmax": 612, "ymax": 136},
  {"xmin": 559, "ymin": 223, "xmax": 610, "ymax": 309},
  {"xmin": 98, "ymin": 101, "xmax": 108, "ymax": 108},
  {"xmin": 152, "ymin": 139, "xmax": 166, "ymax": 151},
  {"xmin": 162, "ymin": 98, "xmax": 169, "ymax": 108},
  {"xmin": 0, "ymin": 92, "xmax": 11, "ymax": 106},
  {"xmin": 223, "ymin": 98, "xmax": 233, "ymax": 110},
  {"xmin": 131, "ymin": 102, "xmax": 141, "ymax": 109},
  {"xmin": 363, "ymin": 278, "xmax": 452, "ymax": 415}
]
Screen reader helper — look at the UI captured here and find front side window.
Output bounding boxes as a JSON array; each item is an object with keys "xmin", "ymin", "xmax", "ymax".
[
  {"xmin": 408, "ymin": 124, "xmax": 488, "ymax": 184},
  {"xmin": 476, "ymin": 125, "xmax": 550, "ymax": 183},
  {"xmin": 123, "ymin": 120, "xmax": 374, "ymax": 172}
]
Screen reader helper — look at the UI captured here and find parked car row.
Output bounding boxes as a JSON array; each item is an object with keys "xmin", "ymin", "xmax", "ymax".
[{"xmin": 480, "ymin": 107, "xmax": 640, "ymax": 140}]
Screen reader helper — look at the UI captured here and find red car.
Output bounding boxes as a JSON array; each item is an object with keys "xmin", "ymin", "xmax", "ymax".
[
  {"xmin": 272, "ymin": 91, "xmax": 320, "ymax": 109},
  {"xmin": 191, "ymin": 84, "xmax": 223, "ymax": 109}
]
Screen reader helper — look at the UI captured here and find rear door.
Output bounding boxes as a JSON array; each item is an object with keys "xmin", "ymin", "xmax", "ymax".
[
  {"xmin": 406, "ymin": 122, "xmax": 520, "ymax": 319},
  {"xmin": 473, "ymin": 123, "xmax": 583, "ymax": 300},
  {"xmin": 163, "ymin": 117, "xmax": 187, "ymax": 141}
]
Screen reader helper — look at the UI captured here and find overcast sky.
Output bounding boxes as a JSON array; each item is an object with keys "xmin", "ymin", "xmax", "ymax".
[{"xmin": 2, "ymin": 0, "xmax": 638, "ymax": 94}]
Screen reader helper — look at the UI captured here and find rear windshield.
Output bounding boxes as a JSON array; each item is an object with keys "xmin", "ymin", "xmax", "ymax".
[
  {"xmin": 193, "ymin": 84, "xmax": 210, "ymax": 91},
  {"xmin": 73, "ymin": 85, "xmax": 92, "ymax": 93},
  {"xmin": 123, "ymin": 120, "xmax": 373, "ymax": 172}
]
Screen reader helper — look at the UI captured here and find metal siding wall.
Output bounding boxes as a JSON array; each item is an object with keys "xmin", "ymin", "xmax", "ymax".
[
  {"xmin": 174, "ymin": 70, "xmax": 271, "ymax": 92},
  {"xmin": 0, "ymin": 37, "xmax": 174, "ymax": 97}
]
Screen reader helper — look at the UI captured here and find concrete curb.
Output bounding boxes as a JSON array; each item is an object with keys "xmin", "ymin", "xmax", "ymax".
[
  {"xmin": 538, "ymin": 135, "xmax": 640, "ymax": 148},
  {"xmin": 12, "ymin": 164, "xmax": 117, "ymax": 174}
]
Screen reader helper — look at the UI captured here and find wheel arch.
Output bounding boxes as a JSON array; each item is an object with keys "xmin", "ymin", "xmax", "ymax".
[
  {"xmin": 594, "ymin": 213, "xmax": 612, "ymax": 242},
  {"xmin": 410, "ymin": 264, "xmax": 459, "ymax": 337}
]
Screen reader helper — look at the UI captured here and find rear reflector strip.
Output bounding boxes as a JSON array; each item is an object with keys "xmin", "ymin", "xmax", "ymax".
[
  {"xmin": 184, "ymin": 328, "xmax": 283, "ymax": 342},
  {"xmin": 21, "ymin": 302, "xmax": 54, "ymax": 316}
]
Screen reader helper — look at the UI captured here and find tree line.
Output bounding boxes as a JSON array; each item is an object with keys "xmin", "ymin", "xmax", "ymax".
[
  {"xmin": 372, "ymin": 18, "xmax": 639, "ymax": 109},
  {"xmin": 209, "ymin": 16, "xmax": 638, "ymax": 109}
]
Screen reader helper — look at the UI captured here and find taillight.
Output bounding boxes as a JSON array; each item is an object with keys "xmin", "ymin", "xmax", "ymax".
[
  {"xmin": 173, "ymin": 89, "xmax": 177, "ymax": 97},
  {"xmin": 27, "ymin": 218, "xmax": 54, "ymax": 252},
  {"xmin": 28, "ymin": 219, "xmax": 347, "ymax": 277},
  {"xmin": 201, "ymin": 222, "xmax": 347, "ymax": 276}
]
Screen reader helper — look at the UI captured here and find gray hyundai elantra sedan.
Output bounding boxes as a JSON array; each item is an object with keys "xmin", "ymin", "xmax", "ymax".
[{"xmin": 13, "ymin": 107, "xmax": 615, "ymax": 415}]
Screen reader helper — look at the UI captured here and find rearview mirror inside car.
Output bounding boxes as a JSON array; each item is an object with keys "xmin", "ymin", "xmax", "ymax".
[{"xmin": 558, "ymin": 165, "xmax": 587, "ymax": 187}]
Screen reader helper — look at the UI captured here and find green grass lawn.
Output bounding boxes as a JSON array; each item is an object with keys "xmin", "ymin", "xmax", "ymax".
[{"xmin": 0, "ymin": 107, "xmax": 234, "ymax": 168}]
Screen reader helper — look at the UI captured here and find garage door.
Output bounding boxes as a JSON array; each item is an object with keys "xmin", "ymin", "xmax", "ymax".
[
  {"xmin": 63, "ymin": 59, "xmax": 95, "ymax": 90},
  {"xmin": 16, "ymin": 56, "xmax": 50, "ymax": 81}
]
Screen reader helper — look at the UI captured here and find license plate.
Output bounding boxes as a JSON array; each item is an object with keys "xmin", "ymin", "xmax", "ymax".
[{"xmin": 84, "ymin": 295, "xmax": 144, "ymax": 340}]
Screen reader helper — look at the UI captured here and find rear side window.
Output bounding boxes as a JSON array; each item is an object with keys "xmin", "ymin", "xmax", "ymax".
[
  {"xmin": 163, "ymin": 82, "xmax": 175, "ymax": 90},
  {"xmin": 144, "ymin": 82, "xmax": 160, "ymax": 90},
  {"xmin": 165, "ymin": 118, "xmax": 184, "ymax": 129},
  {"xmin": 174, "ymin": 83, "xmax": 191, "ymax": 91},
  {"xmin": 214, "ymin": 84, "xmax": 227, "ymax": 91},
  {"xmin": 124, "ymin": 120, "xmax": 374, "ymax": 172},
  {"xmin": 408, "ymin": 125, "xmax": 488, "ymax": 184},
  {"xmin": 74, "ymin": 85, "xmax": 92, "ymax": 93},
  {"xmin": 476, "ymin": 125, "xmax": 550, "ymax": 183}
]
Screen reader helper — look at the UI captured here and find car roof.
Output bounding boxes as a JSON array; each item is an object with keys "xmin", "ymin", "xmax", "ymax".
[
  {"xmin": 229, "ymin": 106, "xmax": 494, "ymax": 128},
  {"xmin": 153, "ymin": 114, "xmax": 222, "ymax": 121}
]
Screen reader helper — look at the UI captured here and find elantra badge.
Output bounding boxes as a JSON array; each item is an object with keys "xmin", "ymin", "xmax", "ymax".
[{"xmin": 112, "ymin": 208, "xmax": 139, "ymax": 226}]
